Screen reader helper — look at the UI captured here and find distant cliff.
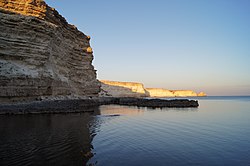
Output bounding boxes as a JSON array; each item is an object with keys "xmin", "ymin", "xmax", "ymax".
[
  {"xmin": 146, "ymin": 88, "xmax": 175, "ymax": 97},
  {"xmin": 147, "ymin": 89, "xmax": 207, "ymax": 97},
  {"xmin": 0, "ymin": 0, "xmax": 100, "ymax": 102},
  {"xmin": 100, "ymin": 80, "xmax": 148, "ymax": 97},
  {"xmin": 100, "ymin": 80, "xmax": 206, "ymax": 97}
]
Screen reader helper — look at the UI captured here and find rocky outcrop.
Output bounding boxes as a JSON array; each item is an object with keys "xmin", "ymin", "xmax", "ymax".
[
  {"xmin": 115, "ymin": 98, "xmax": 199, "ymax": 108},
  {"xmin": 0, "ymin": 0, "xmax": 100, "ymax": 103},
  {"xmin": 100, "ymin": 80, "xmax": 206, "ymax": 98},
  {"xmin": 0, "ymin": 97, "xmax": 199, "ymax": 114},
  {"xmin": 100, "ymin": 80, "xmax": 149, "ymax": 97}
]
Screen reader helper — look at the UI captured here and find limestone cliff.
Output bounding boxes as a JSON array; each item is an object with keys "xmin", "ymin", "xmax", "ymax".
[
  {"xmin": 0, "ymin": 0, "xmax": 100, "ymax": 102},
  {"xmin": 146, "ymin": 88, "xmax": 207, "ymax": 97},
  {"xmin": 146, "ymin": 88, "xmax": 175, "ymax": 97},
  {"xmin": 197, "ymin": 92, "xmax": 207, "ymax": 97},
  {"xmin": 100, "ymin": 80, "xmax": 206, "ymax": 98},
  {"xmin": 100, "ymin": 80, "xmax": 149, "ymax": 97},
  {"xmin": 146, "ymin": 89, "xmax": 206, "ymax": 97},
  {"xmin": 171, "ymin": 90, "xmax": 197, "ymax": 97}
]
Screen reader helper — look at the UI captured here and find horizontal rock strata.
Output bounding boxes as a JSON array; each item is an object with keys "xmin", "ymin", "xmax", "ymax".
[
  {"xmin": 0, "ymin": 0, "xmax": 100, "ymax": 103},
  {"xmin": 100, "ymin": 80, "xmax": 149, "ymax": 97},
  {"xmin": 100, "ymin": 80, "xmax": 206, "ymax": 98}
]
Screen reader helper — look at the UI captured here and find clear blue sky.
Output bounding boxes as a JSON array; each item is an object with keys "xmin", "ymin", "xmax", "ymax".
[{"xmin": 46, "ymin": 0, "xmax": 250, "ymax": 96}]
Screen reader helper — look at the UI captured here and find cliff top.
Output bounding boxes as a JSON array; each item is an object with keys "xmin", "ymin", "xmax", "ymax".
[{"xmin": 0, "ymin": 0, "xmax": 47, "ymax": 18}]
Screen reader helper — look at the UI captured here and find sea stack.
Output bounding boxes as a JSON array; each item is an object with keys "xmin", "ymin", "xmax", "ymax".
[{"xmin": 0, "ymin": 0, "xmax": 100, "ymax": 103}]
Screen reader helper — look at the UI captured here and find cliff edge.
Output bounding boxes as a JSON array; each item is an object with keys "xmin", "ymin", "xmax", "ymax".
[{"xmin": 0, "ymin": 0, "xmax": 100, "ymax": 102}]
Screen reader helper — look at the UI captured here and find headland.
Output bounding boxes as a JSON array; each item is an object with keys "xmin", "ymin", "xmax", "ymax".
[{"xmin": 0, "ymin": 0, "xmax": 201, "ymax": 114}]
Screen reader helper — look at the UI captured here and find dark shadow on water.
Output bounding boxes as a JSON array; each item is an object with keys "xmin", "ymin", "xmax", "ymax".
[
  {"xmin": 0, "ymin": 103, "xmax": 201, "ymax": 166},
  {"xmin": 0, "ymin": 107, "xmax": 102, "ymax": 166}
]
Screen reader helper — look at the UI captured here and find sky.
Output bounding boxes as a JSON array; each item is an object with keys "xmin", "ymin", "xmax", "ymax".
[{"xmin": 46, "ymin": 0, "xmax": 250, "ymax": 96}]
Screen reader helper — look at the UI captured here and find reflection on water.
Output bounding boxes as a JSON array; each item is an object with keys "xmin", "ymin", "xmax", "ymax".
[
  {"xmin": 1, "ymin": 97, "xmax": 250, "ymax": 166},
  {"xmin": 99, "ymin": 105, "xmax": 144, "ymax": 116},
  {"xmin": 99, "ymin": 105, "xmax": 198, "ymax": 116},
  {"xmin": 89, "ymin": 98, "xmax": 250, "ymax": 166},
  {"xmin": 0, "ymin": 108, "xmax": 101, "ymax": 166}
]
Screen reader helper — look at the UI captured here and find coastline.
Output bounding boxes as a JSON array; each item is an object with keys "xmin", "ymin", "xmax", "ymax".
[{"xmin": 0, "ymin": 97, "xmax": 199, "ymax": 115}]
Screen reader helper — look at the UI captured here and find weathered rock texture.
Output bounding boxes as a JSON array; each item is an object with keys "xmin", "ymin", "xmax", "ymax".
[
  {"xmin": 0, "ymin": 0, "xmax": 100, "ymax": 102},
  {"xmin": 100, "ymin": 80, "xmax": 149, "ymax": 97},
  {"xmin": 100, "ymin": 80, "xmax": 206, "ymax": 97}
]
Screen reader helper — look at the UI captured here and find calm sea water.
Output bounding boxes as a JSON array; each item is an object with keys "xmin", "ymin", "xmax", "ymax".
[{"xmin": 0, "ymin": 96, "xmax": 250, "ymax": 166}]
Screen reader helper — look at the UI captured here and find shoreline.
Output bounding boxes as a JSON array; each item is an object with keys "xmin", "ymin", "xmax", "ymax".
[{"xmin": 0, "ymin": 97, "xmax": 199, "ymax": 115}]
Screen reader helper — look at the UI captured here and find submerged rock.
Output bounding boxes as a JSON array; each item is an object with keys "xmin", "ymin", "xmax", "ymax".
[
  {"xmin": 115, "ymin": 97, "xmax": 199, "ymax": 108},
  {"xmin": 0, "ymin": 97, "xmax": 198, "ymax": 114}
]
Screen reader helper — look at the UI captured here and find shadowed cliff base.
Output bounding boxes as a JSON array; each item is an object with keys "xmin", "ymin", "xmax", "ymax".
[{"xmin": 0, "ymin": 111, "xmax": 101, "ymax": 165}]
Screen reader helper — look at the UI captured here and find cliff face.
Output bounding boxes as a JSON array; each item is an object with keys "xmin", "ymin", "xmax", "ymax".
[
  {"xmin": 146, "ymin": 88, "xmax": 207, "ymax": 97},
  {"xmin": 0, "ymin": 0, "xmax": 100, "ymax": 102},
  {"xmin": 146, "ymin": 88, "xmax": 175, "ymax": 97},
  {"xmin": 100, "ymin": 80, "xmax": 149, "ymax": 97},
  {"xmin": 146, "ymin": 89, "xmax": 206, "ymax": 97},
  {"xmin": 197, "ymin": 92, "xmax": 207, "ymax": 97},
  {"xmin": 100, "ymin": 80, "xmax": 206, "ymax": 98},
  {"xmin": 172, "ymin": 90, "xmax": 197, "ymax": 97}
]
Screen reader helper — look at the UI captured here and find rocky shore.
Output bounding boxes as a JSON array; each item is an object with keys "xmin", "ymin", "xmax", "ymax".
[
  {"xmin": 0, "ymin": 1, "xmax": 200, "ymax": 114},
  {"xmin": 0, "ymin": 97, "xmax": 198, "ymax": 115}
]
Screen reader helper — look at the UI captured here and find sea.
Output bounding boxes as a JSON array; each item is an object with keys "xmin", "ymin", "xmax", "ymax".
[{"xmin": 0, "ymin": 96, "xmax": 250, "ymax": 166}]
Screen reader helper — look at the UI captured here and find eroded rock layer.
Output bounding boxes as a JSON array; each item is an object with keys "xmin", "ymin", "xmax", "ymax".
[{"xmin": 0, "ymin": 0, "xmax": 100, "ymax": 102}]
